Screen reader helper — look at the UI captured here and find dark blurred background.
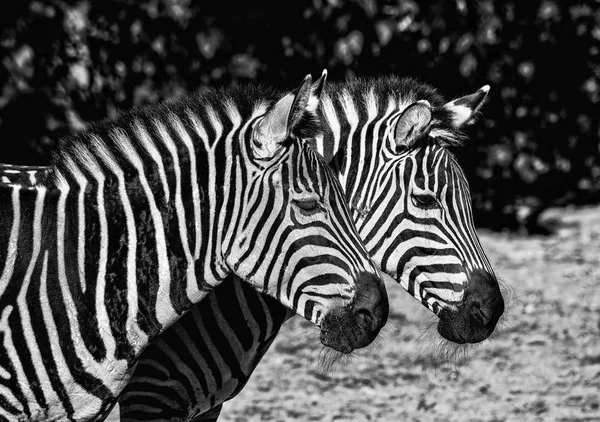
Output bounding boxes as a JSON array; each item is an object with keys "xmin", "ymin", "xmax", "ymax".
[{"xmin": 0, "ymin": 0, "xmax": 598, "ymax": 231}]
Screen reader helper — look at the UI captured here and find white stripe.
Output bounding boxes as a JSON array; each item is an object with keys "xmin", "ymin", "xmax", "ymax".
[
  {"xmin": 447, "ymin": 169, "xmax": 479, "ymax": 270},
  {"xmin": 94, "ymin": 139, "xmax": 148, "ymax": 351},
  {"xmin": 0, "ymin": 366, "xmax": 8, "ymax": 380},
  {"xmin": 321, "ymin": 96, "xmax": 340, "ymax": 159},
  {"xmin": 62, "ymin": 155, "xmax": 88, "ymax": 293},
  {"xmin": 27, "ymin": 171, "xmax": 37, "ymax": 185},
  {"xmin": 0, "ymin": 306, "xmax": 30, "ymax": 415},
  {"xmin": 339, "ymin": 90, "xmax": 359, "ymax": 187},
  {"xmin": 0, "ymin": 186, "xmax": 21, "ymax": 297},
  {"xmin": 206, "ymin": 106, "xmax": 223, "ymax": 143},
  {"xmin": 74, "ymin": 148, "xmax": 119, "ymax": 358},
  {"xmin": 348, "ymin": 88, "xmax": 377, "ymax": 211},
  {"xmin": 55, "ymin": 170, "xmax": 130, "ymax": 408},
  {"xmin": 169, "ymin": 114, "xmax": 202, "ymax": 260},
  {"xmin": 188, "ymin": 109, "xmax": 226, "ymax": 282},
  {"xmin": 135, "ymin": 122, "xmax": 171, "ymax": 203},
  {"xmin": 0, "ymin": 393, "xmax": 21, "ymax": 417},
  {"xmin": 114, "ymin": 130, "xmax": 175, "ymax": 327},
  {"xmin": 218, "ymin": 102, "xmax": 244, "ymax": 267},
  {"xmin": 39, "ymin": 248, "xmax": 104, "ymax": 420},
  {"xmin": 360, "ymin": 178, "xmax": 399, "ymax": 250},
  {"xmin": 16, "ymin": 188, "xmax": 66, "ymax": 416},
  {"xmin": 154, "ymin": 120, "xmax": 199, "ymax": 304},
  {"xmin": 363, "ymin": 99, "xmax": 396, "ymax": 209},
  {"xmin": 3, "ymin": 188, "xmax": 47, "ymax": 417}
]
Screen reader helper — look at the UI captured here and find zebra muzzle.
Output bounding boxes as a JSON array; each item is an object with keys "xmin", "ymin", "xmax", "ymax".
[
  {"xmin": 319, "ymin": 271, "xmax": 389, "ymax": 353},
  {"xmin": 437, "ymin": 269, "xmax": 505, "ymax": 344}
]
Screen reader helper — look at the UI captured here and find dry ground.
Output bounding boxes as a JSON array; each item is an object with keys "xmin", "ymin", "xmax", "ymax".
[
  {"xmin": 109, "ymin": 206, "xmax": 600, "ymax": 421},
  {"xmin": 218, "ymin": 206, "xmax": 600, "ymax": 422}
]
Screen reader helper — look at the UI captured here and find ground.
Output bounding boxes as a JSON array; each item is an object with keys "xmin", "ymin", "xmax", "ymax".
[{"xmin": 109, "ymin": 206, "xmax": 600, "ymax": 422}]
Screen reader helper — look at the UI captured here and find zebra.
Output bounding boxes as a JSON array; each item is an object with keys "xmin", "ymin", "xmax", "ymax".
[
  {"xmin": 115, "ymin": 74, "xmax": 506, "ymax": 422},
  {"xmin": 0, "ymin": 74, "xmax": 389, "ymax": 421}
]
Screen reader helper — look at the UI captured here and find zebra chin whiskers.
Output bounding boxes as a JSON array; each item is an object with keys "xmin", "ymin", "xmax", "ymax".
[
  {"xmin": 285, "ymin": 321, "xmax": 350, "ymax": 375},
  {"xmin": 414, "ymin": 312, "xmax": 472, "ymax": 375},
  {"xmin": 313, "ymin": 345, "xmax": 355, "ymax": 375},
  {"xmin": 491, "ymin": 275, "xmax": 517, "ymax": 337},
  {"xmin": 430, "ymin": 337, "xmax": 472, "ymax": 377},
  {"xmin": 308, "ymin": 318, "xmax": 391, "ymax": 375}
]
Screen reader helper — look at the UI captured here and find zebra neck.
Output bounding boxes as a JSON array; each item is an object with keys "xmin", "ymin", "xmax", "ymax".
[
  {"xmin": 0, "ymin": 88, "xmax": 282, "ymax": 419},
  {"xmin": 317, "ymin": 91, "xmax": 391, "ymax": 215},
  {"xmin": 0, "ymin": 117, "xmax": 251, "ymax": 369},
  {"xmin": 51, "ymin": 140, "xmax": 235, "ymax": 337},
  {"xmin": 0, "ymin": 142, "xmax": 237, "ymax": 419}
]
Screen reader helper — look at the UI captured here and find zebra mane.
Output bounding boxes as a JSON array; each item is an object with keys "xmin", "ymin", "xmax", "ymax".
[
  {"xmin": 49, "ymin": 83, "xmax": 324, "ymax": 186},
  {"xmin": 324, "ymin": 75, "xmax": 466, "ymax": 148}
]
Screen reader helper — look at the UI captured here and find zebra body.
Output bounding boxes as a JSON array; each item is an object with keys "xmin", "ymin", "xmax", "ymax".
[
  {"xmin": 0, "ymin": 77, "xmax": 387, "ymax": 421},
  {"xmin": 117, "ymin": 76, "xmax": 505, "ymax": 421},
  {"xmin": 121, "ymin": 279, "xmax": 290, "ymax": 421}
]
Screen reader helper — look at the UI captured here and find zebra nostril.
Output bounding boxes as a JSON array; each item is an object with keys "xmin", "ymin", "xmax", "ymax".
[
  {"xmin": 355, "ymin": 308, "xmax": 374, "ymax": 331},
  {"xmin": 469, "ymin": 301, "xmax": 488, "ymax": 326}
]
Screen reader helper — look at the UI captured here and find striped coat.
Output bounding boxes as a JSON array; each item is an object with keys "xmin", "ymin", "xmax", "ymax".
[
  {"xmin": 118, "ymin": 75, "xmax": 505, "ymax": 421},
  {"xmin": 0, "ymin": 76, "xmax": 387, "ymax": 421}
]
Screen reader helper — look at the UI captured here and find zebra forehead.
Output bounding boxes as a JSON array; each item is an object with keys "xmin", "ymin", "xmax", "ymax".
[{"xmin": 408, "ymin": 144, "xmax": 469, "ymax": 187}]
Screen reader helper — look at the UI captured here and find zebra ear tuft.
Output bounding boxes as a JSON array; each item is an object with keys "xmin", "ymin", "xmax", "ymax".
[
  {"xmin": 252, "ymin": 74, "xmax": 313, "ymax": 160},
  {"xmin": 395, "ymin": 100, "xmax": 432, "ymax": 152},
  {"xmin": 308, "ymin": 69, "xmax": 328, "ymax": 112},
  {"xmin": 443, "ymin": 85, "xmax": 490, "ymax": 128}
]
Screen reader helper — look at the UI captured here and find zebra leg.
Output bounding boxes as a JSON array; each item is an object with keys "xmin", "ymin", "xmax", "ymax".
[{"xmin": 192, "ymin": 404, "xmax": 222, "ymax": 422}]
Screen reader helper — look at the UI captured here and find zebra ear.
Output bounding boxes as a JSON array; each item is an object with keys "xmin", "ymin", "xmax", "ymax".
[
  {"xmin": 252, "ymin": 74, "xmax": 313, "ymax": 160},
  {"xmin": 395, "ymin": 100, "xmax": 432, "ymax": 151},
  {"xmin": 308, "ymin": 69, "xmax": 328, "ymax": 112},
  {"xmin": 443, "ymin": 85, "xmax": 490, "ymax": 128}
]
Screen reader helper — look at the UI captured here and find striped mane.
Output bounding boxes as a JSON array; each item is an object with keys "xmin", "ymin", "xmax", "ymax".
[
  {"xmin": 47, "ymin": 83, "xmax": 324, "ymax": 188},
  {"xmin": 323, "ymin": 76, "xmax": 467, "ymax": 148}
]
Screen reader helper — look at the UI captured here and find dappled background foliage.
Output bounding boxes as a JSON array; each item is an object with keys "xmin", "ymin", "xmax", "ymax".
[{"xmin": 0, "ymin": 0, "xmax": 598, "ymax": 231}]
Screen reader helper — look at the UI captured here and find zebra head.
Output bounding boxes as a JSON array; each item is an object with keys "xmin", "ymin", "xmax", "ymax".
[
  {"xmin": 224, "ymin": 74, "xmax": 388, "ymax": 353},
  {"xmin": 320, "ymin": 78, "xmax": 504, "ymax": 344}
]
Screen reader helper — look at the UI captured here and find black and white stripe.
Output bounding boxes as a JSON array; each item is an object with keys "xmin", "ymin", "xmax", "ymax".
[
  {"xmin": 0, "ymin": 78, "xmax": 384, "ymax": 421},
  {"xmin": 117, "ymin": 75, "xmax": 505, "ymax": 422}
]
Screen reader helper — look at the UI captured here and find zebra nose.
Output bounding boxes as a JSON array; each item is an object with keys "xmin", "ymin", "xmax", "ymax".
[
  {"xmin": 467, "ymin": 300, "xmax": 493, "ymax": 326},
  {"xmin": 466, "ymin": 269, "xmax": 504, "ymax": 330},
  {"xmin": 319, "ymin": 271, "xmax": 389, "ymax": 353},
  {"xmin": 353, "ymin": 271, "xmax": 389, "ymax": 336}
]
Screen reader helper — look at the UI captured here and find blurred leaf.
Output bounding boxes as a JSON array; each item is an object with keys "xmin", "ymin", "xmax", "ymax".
[{"xmin": 0, "ymin": 0, "xmax": 598, "ymax": 228}]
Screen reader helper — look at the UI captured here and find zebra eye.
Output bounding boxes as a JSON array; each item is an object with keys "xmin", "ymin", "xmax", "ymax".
[
  {"xmin": 412, "ymin": 194, "xmax": 439, "ymax": 210},
  {"xmin": 293, "ymin": 198, "xmax": 322, "ymax": 215}
]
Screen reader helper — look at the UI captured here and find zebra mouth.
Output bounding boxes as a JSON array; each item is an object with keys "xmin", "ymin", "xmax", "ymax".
[
  {"xmin": 437, "ymin": 308, "xmax": 493, "ymax": 344},
  {"xmin": 319, "ymin": 270, "xmax": 388, "ymax": 353},
  {"xmin": 436, "ymin": 269, "xmax": 505, "ymax": 344},
  {"xmin": 320, "ymin": 304, "xmax": 387, "ymax": 352},
  {"xmin": 319, "ymin": 308, "xmax": 379, "ymax": 354}
]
